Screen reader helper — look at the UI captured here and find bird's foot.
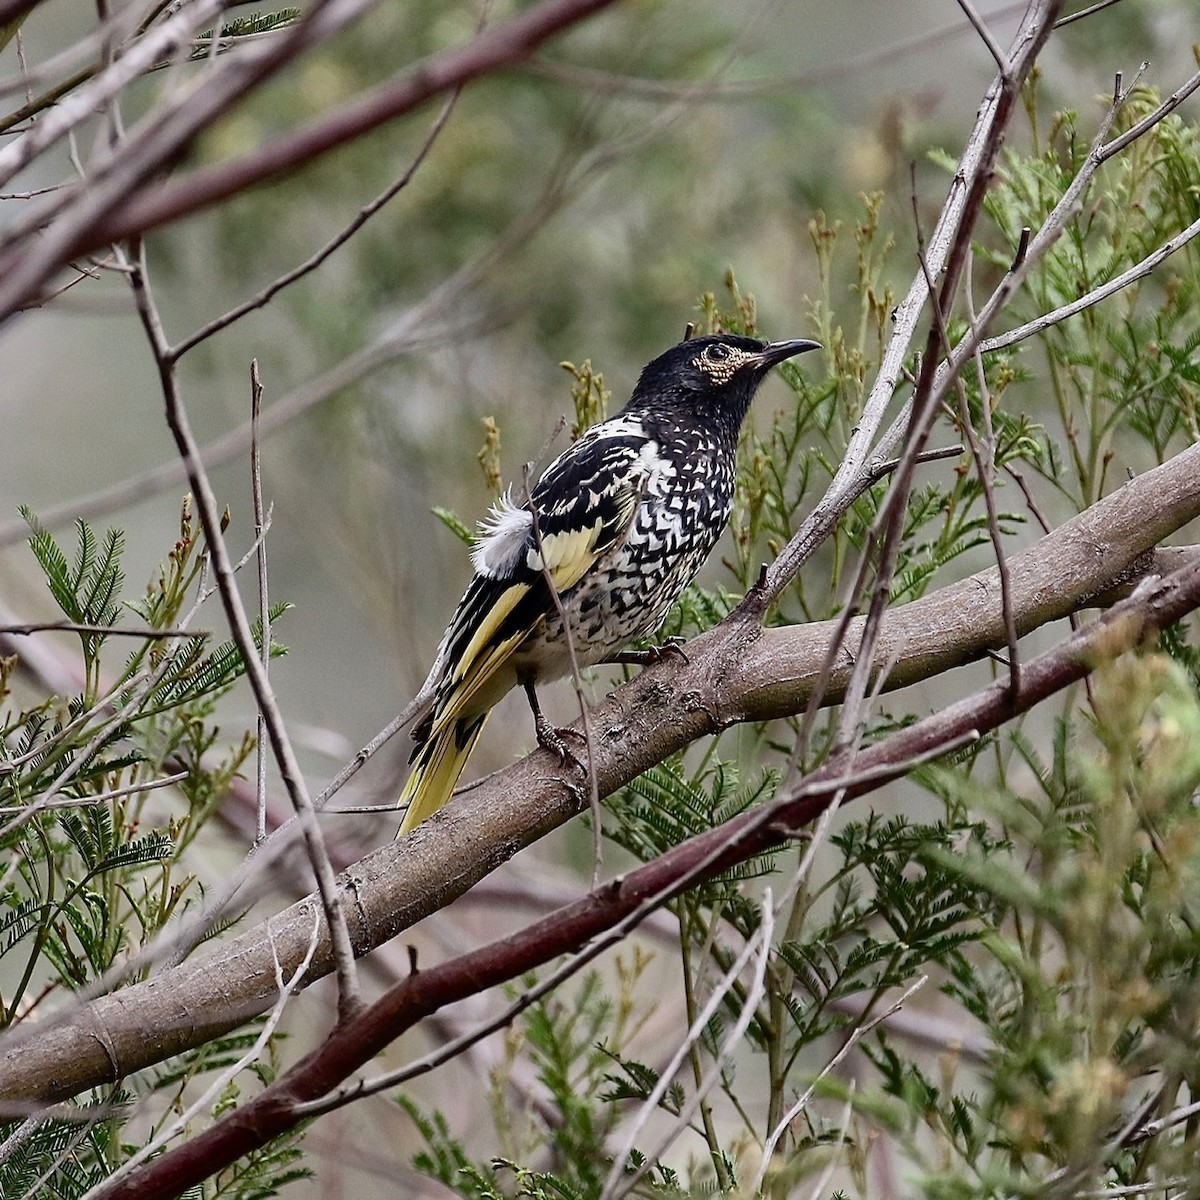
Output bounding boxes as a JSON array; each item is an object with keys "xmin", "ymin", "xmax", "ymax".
[
  {"xmin": 606, "ymin": 636, "xmax": 689, "ymax": 668},
  {"xmin": 533, "ymin": 711, "xmax": 589, "ymax": 774}
]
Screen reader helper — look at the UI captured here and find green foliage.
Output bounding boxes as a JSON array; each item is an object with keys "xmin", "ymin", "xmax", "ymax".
[
  {"xmin": 0, "ymin": 502, "xmax": 300, "ymax": 1199},
  {"xmin": 398, "ymin": 90, "xmax": 1200, "ymax": 1200}
]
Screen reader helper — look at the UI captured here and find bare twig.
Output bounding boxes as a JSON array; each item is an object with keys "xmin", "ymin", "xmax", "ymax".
[
  {"xmin": 0, "ymin": 0, "xmax": 226, "ymax": 188},
  {"xmin": 79, "ymin": 910, "xmax": 323, "ymax": 1200},
  {"xmin": 168, "ymin": 85, "xmax": 464, "ymax": 360},
  {"xmin": 601, "ymin": 898, "xmax": 776, "ymax": 1200},
  {"xmin": 0, "ymin": 621, "xmax": 204, "ymax": 639},
  {"xmin": 522, "ymin": 462, "xmax": 604, "ymax": 879},
  {"xmin": 981, "ymin": 212, "xmax": 1200, "ymax": 356},
  {"xmin": 0, "ymin": 770, "xmax": 188, "ymax": 815},
  {"xmin": 126, "ymin": 244, "xmax": 363, "ymax": 1023},
  {"xmin": 955, "ymin": 0, "xmax": 1010, "ymax": 76},
  {"xmin": 752, "ymin": 976, "xmax": 927, "ymax": 1193},
  {"xmin": 250, "ymin": 359, "xmax": 270, "ymax": 847},
  {"xmin": 1054, "ymin": 0, "xmax": 1126, "ymax": 27},
  {"xmin": 749, "ymin": 0, "xmax": 1065, "ymax": 615},
  {"xmin": 916, "ymin": 202, "xmax": 1020, "ymax": 698},
  {"xmin": 1098, "ymin": 66, "xmax": 1200, "ymax": 163},
  {"xmin": 834, "ymin": 0, "xmax": 1065, "ymax": 744},
  {"xmin": 0, "ymin": 0, "xmax": 625, "ymax": 320}
]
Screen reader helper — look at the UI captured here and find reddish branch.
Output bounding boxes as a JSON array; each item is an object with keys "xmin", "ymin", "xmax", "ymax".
[
  {"xmin": 94, "ymin": 552, "xmax": 1200, "ymax": 1200},
  {"xmin": 0, "ymin": 0, "xmax": 624, "ymax": 318}
]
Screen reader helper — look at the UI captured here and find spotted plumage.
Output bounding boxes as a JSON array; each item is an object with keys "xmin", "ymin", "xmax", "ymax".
[{"xmin": 397, "ymin": 332, "xmax": 820, "ymax": 834}]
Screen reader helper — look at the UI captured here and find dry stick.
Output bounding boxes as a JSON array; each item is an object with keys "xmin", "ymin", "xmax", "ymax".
[
  {"xmin": 0, "ymin": 0, "xmax": 227, "ymax": 188},
  {"xmin": 1098, "ymin": 65, "xmax": 1200, "ymax": 162},
  {"xmin": 750, "ymin": 1, "xmax": 1060, "ymax": 616},
  {"xmin": 954, "ymin": 0, "xmax": 1011, "ymax": 76},
  {"xmin": 91, "ymin": 555, "xmax": 1200, "ymax": 1200},
  {"xmin": 0, "ymin": 771, "xmax": 188, "ymax": 815},
  {"xmin": 836, "ymin": 0, "xmax": 1065, "ymax": 746},
  {"xmin": 800, "ymin": 1083, "xmax": 857, "ymax": 1200},
  {"xmin": 604, "ymin": 904, "xmax": 775, "ymax": 1194},
  {"xmin": 963, "ymin": 247, "xmax": 1020, "ymax": 695},
  {"xmin": 250, "ymin": 359, "xmax": 270, "ymax": 847},
  {"xmin": 523, "ymin": 462, "xmax": 604, "ymax": 881},
  {"xmin": 0, "ymin": 621, "xmax": 203, "ymax": 638},
  {"xmin": 167, "ymin": 81, "xmax": 465, "ymax": 361},
  {"xmin": 1054, "ymin": 0, "xmax": 1126, "ymax": 26},
  {"xmin": 915, "ymin": 203, "xmax": 1020, "ymax": 698},
  {"xmin": 126, "ymin": 245, "xmax": 363, "ymax": 1023},
  {"xmin": 981, "ymin": 211, "xmax": 1200, "ymax": 357},
  {"xmin": 602, "ymin": 900, "xmax": 777, "ymax": 1200},
  {"xmin": 0, "ymin": 0, "xmax": 161, "ymax": 101},
  {"xmin": 80, "ymin": 911, "xmax": 323, "ymax": 1200},
  {"xmin": 750, "ymin": 975, "xmax": 928, "ymax": 1195}
]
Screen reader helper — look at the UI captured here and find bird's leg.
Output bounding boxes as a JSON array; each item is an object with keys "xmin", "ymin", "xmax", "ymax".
[
  {"xmin": 604, "ymin": 636, "xmax": 689, "ymax": 668},
  {"xmin": 521, "ymin": 676, "xmax": 588, "ymax": 772}
]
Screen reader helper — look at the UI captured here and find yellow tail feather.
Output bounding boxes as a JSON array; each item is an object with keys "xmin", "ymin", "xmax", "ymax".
[{"xmin": 396, "ymin": 714, "xmax": 489, "ymax": 836}]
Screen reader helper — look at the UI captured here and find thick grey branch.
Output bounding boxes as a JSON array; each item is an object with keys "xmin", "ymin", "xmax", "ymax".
[{"xmin": 1, "ymin": 438, "xmax": 1198, "ymax": 1104}]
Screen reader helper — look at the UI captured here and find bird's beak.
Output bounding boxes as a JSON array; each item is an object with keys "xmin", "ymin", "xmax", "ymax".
[{"xmin": 753, "ymin": 338, "xmax": 822, "ymax": 371}]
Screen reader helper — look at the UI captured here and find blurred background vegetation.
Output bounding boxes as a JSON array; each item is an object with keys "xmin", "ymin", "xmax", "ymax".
[{"xmin": 3, "ymin": 1, "xmax": 1200, "ymax": 1195}]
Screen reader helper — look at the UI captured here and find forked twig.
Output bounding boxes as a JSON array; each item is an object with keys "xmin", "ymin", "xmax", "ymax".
[{"xmin": 126, "ymin": 243, "xmax": 363, "ymax": 1023}]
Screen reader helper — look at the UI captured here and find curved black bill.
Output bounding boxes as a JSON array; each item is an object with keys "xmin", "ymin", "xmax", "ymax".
[{"xmin": 755, "ymin": 338, "xmax": 822, "ymax": 369}]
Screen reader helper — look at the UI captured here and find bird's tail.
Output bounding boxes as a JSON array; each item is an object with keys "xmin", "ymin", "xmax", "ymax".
[{"xmin": 396, "ymin": 712, "xmax": 489, "ymax": 837}]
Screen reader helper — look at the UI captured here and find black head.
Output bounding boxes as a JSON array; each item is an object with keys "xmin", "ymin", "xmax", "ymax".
[{"xmin": 628, "ymin": 333, "xmax": 820, "ymax": 435}]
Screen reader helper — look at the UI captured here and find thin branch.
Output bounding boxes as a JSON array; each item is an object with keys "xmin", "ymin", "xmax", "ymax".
[
  {"xmin": 250, "ymin": 359, "xmax": 270, "ymax": 847},
  {"xmin": 955, "ymin": 0, "xmax": 1010, "ymax": 76},
  {"xmin": 79, "ymin": 910, "xmax": 322, "ymax": 1200},
  {"xmin": 1054, "ymin": 0, "xmax": 1126, "ymax": 27},
  {"xmin": 0, "ymin": 621, "xmax": 204, "ymax": 639},
  {"xmin": 834, "ymin": 0, "xmax": 1065, "ymax": 741},
  {"xmin": 750, "ymin": 0, "xmax": 1065, "ymax": 613},
  {"xmin": 916, "ymin": 202, "xmax": 1020, "ymax": 698},
  {"xmin": 523, "ymin": 460, "xmax": 604, "ymax": 879},
  {"xmin": 752, "ymin": 976, "xmax": 927, "ymax": 1193},
  {"xmin": 0, "ymin": 0, "xmax": 227, "ymax": 188},
  {"xmin": 1098, "ymin": 66, "xmax": 1200, "ymax": 162},
  {"xmin": 0, "ymin": 770, "xmax": 188, "ymax": 814},
  {"xmin": 167, "ymin": 84, "xmax": 464, "ymax": 360},
  {"xmin": 126, "ymin": 243, "xmax": 364, "ymax": 1023},
  {"xmin": 601, "ymin": 903, "xmax": 774, "ymax": 1195},
  {"xmin": 602, "ymin": 899, "xmax": 776, "ymax": 1200},
  {"xmin": 981, "ymin": 212, "xmax": 1200, "ymax": 356},
  {"xmin": 0, "ymin": 0, "xmax": 625, "ymax": 321},
  {"xmin": 963, "ymin": 247, "xmax": 1020, "ymax": 695}
]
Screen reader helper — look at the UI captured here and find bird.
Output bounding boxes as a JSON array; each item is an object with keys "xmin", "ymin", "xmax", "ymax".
[{"xmin": 397, "ymin": 330, "xmax": 820, "ymax": 835}]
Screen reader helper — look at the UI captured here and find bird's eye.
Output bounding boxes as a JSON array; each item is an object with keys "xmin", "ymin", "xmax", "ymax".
[{"xmin": 705, "ymin": 344, "xmax": 731, "ymax": 362}]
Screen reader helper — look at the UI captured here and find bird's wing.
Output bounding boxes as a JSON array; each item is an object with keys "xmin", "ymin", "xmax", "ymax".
[{"xmin": 416, "ymin": 428, "xmax": 653, "ymax": 741}]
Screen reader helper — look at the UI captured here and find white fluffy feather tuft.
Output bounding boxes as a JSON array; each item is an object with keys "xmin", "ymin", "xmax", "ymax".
[{"xmin": 471, "ymin": 488, "xmax": 533, "ymax": 578}]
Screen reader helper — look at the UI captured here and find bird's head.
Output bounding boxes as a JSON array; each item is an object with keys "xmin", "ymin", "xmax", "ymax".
[{"xmin": 630, "ymin": 333, "xmax": 820, "ymax": 432}]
